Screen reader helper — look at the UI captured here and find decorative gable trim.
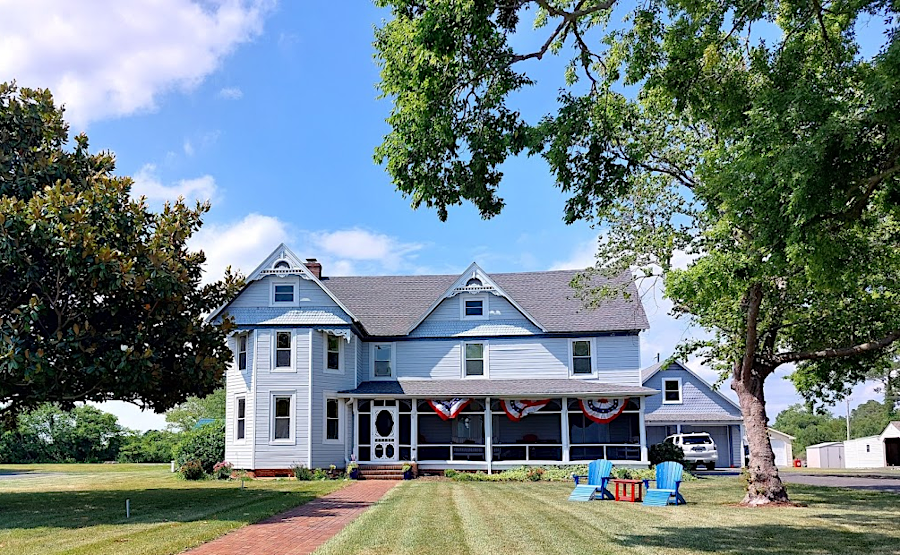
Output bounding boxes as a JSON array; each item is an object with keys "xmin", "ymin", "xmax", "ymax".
[
  {"xmin": 208, "ymin": 243, "xmax": 360, "ymax": 323},
  {"xmin": 406, "ymin": 262, "xmax": 547, "ymax": 334}
]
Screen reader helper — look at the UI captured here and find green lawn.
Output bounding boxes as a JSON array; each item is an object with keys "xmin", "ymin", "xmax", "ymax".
[
  {"xmin": 316, "ymin": 477, "xmax": 900, "ymax": 555},
  {"xmin": 0, "ymin": 463, "xmax": 344, "ymax": 555}
]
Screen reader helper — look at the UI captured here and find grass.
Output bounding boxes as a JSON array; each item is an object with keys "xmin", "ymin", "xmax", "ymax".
[
  {"xmin": 315, "ymin": 476, "xmax": 900, "ymax": 555},
  {"xmin": 0, "ymin": 463, "xmax": 345, "ymax": 555}
]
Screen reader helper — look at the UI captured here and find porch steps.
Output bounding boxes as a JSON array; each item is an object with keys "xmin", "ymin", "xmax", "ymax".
[{"xmin": 357, "ymin": 464, "xmax": 408, "ymax": 480}]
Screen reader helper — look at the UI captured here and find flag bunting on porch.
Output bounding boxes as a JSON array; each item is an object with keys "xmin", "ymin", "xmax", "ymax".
[
  {"xmin": 579, "ymin": 398, "xmax": 629, "ymax": 424},
  {"xmin": 428, "ymin": 398, "xmax": 472, "ymax": 420},
  {"xmin": 502, "ymin": 399, "xmax": 550, "ymax": 422}
]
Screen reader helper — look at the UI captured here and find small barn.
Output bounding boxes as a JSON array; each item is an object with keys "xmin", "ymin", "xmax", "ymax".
[
  {"xmin": 844, "ymin": 421, "xmax": 900, "ymax": 468},
  {"xmin": 768, "ymin": 428, "xmax": 795, "ymax": 467},
  {"xmin": 807, "ymin": 441, "xmax": 845, "ymax": 468}
]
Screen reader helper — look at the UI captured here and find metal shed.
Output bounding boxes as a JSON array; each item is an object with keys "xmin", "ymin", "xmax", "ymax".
[{"xmin": 806, "ymin": 441, "xmax": 845, "ymax": 468}]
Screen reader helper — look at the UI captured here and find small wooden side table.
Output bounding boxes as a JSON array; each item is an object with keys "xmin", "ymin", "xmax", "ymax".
[{"xmin": 611, "ymin": 478, "xmax": 644, "ymax": 502}]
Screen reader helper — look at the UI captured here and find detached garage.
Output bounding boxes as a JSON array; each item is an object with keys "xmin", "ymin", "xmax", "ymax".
[
  {"xmin": 768, "ymin": 428, "xmax": 795, "ymax": 467},
  {"xmin": 844, "ymin": 421, "xmax": 900, "ymax": 468}
]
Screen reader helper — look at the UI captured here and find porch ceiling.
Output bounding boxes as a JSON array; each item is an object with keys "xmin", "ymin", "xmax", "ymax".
[{"xmin": 339, "ymin": 379, "xmax": 657, "ymax": 398}]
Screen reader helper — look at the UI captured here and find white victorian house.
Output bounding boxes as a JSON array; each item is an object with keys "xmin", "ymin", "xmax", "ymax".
[{"xmin": 212, "ymin": 244, "xmax": 657, "ymax": 475}]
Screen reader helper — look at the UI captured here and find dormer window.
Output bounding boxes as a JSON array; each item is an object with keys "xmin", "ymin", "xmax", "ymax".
[
  {"xmin": 274, "ymin": 260, "xmax": 290, "ymax": 270},
  {"xmin": 460, "ymin": 294, "xmax": 488, "ymax": 320}
]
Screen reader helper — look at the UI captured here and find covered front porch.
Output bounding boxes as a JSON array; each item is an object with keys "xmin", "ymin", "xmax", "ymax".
[{"xmin": 340, "ymin": 379, "xmax": 658, "ymax": 471}]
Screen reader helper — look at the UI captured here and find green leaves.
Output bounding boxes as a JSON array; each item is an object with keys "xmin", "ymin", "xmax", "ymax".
[{"xmin": 0, "ymin": 83, "xmax": 244, "ymax": 421}]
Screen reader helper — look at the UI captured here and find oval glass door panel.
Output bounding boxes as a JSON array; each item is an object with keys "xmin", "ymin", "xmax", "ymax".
[
  {"xmin": 375, "ymin": 410, "xmax": 394, "ymax": 437},
  {"xmin": 374, "ymin": 444, "xmax": 384, "ymax": 458},
  {"xmin": 386, "ymin": 444, "xmax": 395, "ymax": 458}
]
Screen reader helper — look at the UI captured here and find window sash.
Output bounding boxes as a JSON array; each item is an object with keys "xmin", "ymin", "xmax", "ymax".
[
  {"xmin": 275, "ymin": 332, "xmax": 292, "ymax": 368},
  {"xmin": 464, "ymin": 300, "xmax": 483, "ymax": 316},
  {"xmin": 273, "ymin": 396, "xmax": 292, "ymax": 440},
  {"xmin": 572, "ymin": 340, "xmax": 592, "ymax": 374},
  {"xmin": 465, "ymin": 343, "xmax": 484, "ymax": 376},
  {"xmin": 273, "ymin": 284, "xmax": 294, "ymax": 303},
  {"xmin": 663, "ymin": 380, "xmax": 681, "ymax": 402},
  {"xmin": 373, "ymin": 345, "xmax": 392, "ymax": 377},
  {"xmin": 236, "ymin": 398, "xmax": 246, "ymax": 440},
  {"xmin": 326, "ymin": 336, "xmax": 340, "ymax": 370},
  {"xmin": 326, "ymin": 399, "xmax": 340, "ymax": 441},
  {"xmin": 238, "ymin": 335, "xmax": 248, "ymax": 371}
]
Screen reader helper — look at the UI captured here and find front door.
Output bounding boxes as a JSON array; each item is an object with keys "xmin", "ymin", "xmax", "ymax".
[{"xmin": 371, "ymin": 403, "xmax": 399, "ymax": 462}]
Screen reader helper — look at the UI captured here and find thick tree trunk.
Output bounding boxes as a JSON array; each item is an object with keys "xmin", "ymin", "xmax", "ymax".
[{"xmin": 733, "ymin": 369, "xmax": 791, "ymax": 506}]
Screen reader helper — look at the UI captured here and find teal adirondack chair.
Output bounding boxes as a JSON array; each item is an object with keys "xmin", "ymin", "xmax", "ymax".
[
  {"xmin": 642, "ymin": 461, "xmax": 686, "ymax": 506},
  {"xmin": 568, "ymin": 459, "xmax": 614, "ymax": 501}
]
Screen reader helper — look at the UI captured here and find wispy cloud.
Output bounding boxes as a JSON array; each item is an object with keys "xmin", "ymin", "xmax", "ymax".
[
  {"xmin": 217, "ymin": 86, "xmax": 243, "ymax": 100},
  {"xmin": 0, "ymin": 0, "xmax": 274, "ymax": 127}
]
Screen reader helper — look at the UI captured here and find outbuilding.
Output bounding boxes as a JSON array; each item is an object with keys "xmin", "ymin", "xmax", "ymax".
[
  {"xmin": 806, "ymin": 441, "xmax": 845, "ymax": 468},
  {"xmin": 844, "ymin": 421, "xmax": 900, "ymax": 468},
  {"xmin": 768, "ymin": 428, "xmax": 795, "ymax": 467}
]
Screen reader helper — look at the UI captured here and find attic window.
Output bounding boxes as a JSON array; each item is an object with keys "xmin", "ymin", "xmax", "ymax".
[
  {"xmin": 274, "ymin": 260, "xmax": 290, "ymax": 270},
  {"xmin": 466, "ymin": 278, "xmax": 482, "ymax": 287},
  {"xmin": 460, "ymin": 294, "xmax": 488, "ymax": 320}
]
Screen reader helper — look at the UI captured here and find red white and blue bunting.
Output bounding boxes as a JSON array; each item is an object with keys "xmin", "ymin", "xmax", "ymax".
[
  {"xmin": 579, "ymin": 398, "xmax": 629, "ymax": 424},
  {"xmin": 502, "ymin": 399, "xmax": 550, "ymax": 421},
  {"xmin": 428, "ymin": 398, "xmax": 471, "ymax": 420}
]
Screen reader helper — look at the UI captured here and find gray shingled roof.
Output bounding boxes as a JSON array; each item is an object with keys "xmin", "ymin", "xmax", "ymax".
[
  {"xmin": 322, "ymin": 269, "xmax": 647, "ymax": 337},
  {"xmin": 223, "ymin": 307, "xmax": 351, "ymax": 326},
  {"xmin": 645, "ymin": 412, "xmax": 743, "ymax": 423},
  {"xmin": 340, "ymin": 379, "xmax": 657, "ymax": 397}
]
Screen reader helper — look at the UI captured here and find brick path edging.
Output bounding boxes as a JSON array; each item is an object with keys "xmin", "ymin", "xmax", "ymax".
[{"xmin": 184, "ymin": 480, "xmax": 398, "ymax": 555}]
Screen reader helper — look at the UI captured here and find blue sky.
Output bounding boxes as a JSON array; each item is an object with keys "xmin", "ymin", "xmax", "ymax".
[{"xmin": 0, "ymin": 1, "xmax": 885, "ymax": 431}]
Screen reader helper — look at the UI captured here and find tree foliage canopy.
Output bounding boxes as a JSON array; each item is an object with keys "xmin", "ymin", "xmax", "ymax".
[
  {"xmin": 165, "ymin": 388, "xmax": 226, "ymax": 433},
  {"xmin": 0, "ymin": 83, "xmax": 242, "ymax": 421}
]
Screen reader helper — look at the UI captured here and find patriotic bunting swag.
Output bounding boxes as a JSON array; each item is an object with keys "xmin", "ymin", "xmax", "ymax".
[
  {"xmin": 502, "ymin": 399, "xmax": 550, "ymax": 421},
  {"xmin": 428, "ymin": 398, "xmax": 471, "ymax": 420},
  {"xmin": 579, "ymin": 398, "xmax": 629, "ymax": 424}
]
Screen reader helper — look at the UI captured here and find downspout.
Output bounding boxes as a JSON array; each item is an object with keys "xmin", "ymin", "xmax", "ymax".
[
  {"xmin": 250, "ymin": 331, "xmax": 258, "ymax": 471},
  {"xmin": 307, "ymin": 328, "xmax": 313, "ymax": 468}
]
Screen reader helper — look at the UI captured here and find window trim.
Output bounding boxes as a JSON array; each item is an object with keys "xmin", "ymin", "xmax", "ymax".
[
  {"xmin": 323, "ymin": 394, "xmax": 342, "ymax": 444},
  {"xmin": 459, "ymin": 294, "xmax": 489, "ymax": 320},
  {"xmin": 568, "ymin": 338, "xmax": 596, "ymax": 377},
  {"xmin": 269, "ymin": 279, "xmax": 299, "ymax": 307},
  {"xmin": 370, "ymin": 342, "xmax": 395, "ymax": 380},
  {"xmin": 323, "ymin": 333, "xmax": 344, "ymax": 374},
  {"xmin": 662, "ymin": 378, "xmax": 683, "ymax": 404},
  {"xmin": 237, "ymin": 333, "xmax": 248, "ymax": 372},
  {"xmin": 272, "ymin": 330, "xmax": 295, "ymax": 373},
  {"xmin": 461, "ymin": 340, "xmax": 489, "ymax": 379},
  {"xmin": 269, "ymin": 390, "xmax": 296, "ymax": 445},
  {"xmin": 235, "ymin": 396, "xmax": 247, "ymax": 442}
]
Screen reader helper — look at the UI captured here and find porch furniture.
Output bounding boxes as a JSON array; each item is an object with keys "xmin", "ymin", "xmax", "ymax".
[
  {"xmin": 568, "ymin": 459, "xmax": 614, "ymax": 501},
  {"xmin": 642, "ymin": 461, "xmax": 686, "ymax": 506},
  {"xmin": 611, "ymin": 478, "xmax": 643, "ymax": 502}
]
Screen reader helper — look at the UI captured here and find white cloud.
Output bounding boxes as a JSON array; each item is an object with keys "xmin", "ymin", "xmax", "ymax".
[
  {"xmin": 217, "ymin": 86, "xmax": 243, "ymax": 100},
  {"xmin": 191, "ymin": 213, "xmax": 291, "ymax": 283},
  {"xmin": 183, "ymin": 139, "xmax": 195, "ymax": 157},
  {"xmin": 0, "ymin": 0, "xmax": 273, "ymax": 127},
  {"xmin": 549, "ymin": 237, "xmax": 597, "ymax": 270},
  {"xmin": 308, "ymin": 228, "xmax": 424, "ymax": 272},
  {"xmin": 131, "ymin": 164, "xmax": 218, "ymax": 204}
]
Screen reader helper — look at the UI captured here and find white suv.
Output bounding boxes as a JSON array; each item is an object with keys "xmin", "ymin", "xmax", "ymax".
[{"xmin": 664, "ymin": 433, "xmax": 718, "ymax": 470}]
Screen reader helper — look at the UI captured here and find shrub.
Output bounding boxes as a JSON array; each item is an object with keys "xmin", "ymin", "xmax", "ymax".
[
  {"xmin": 312, "ymin": 468, "xmax": 328, "ymax": 480},
  {"xmin": 179, "ymin": 459, "xmax": 205, "ymax": 480},
  {"xmin": 526, "ymin": 467, "xmax": 545, "ymax": 481},
  {"xmin": 173, "ymin": 421, "xmax": 225, "ymax": 474},
  {"xmin": 649, "ymin": 442, "xmax": 685, "ymax": 466},
  {"xmin": 292, "ymin": 464, "xmax": 313, "ymax": 480},
  {"xmin": 213, "ymin": 461, "xmax": 233, "ymax": 480},
  {"xmin": 443, "ymin": 469, "xmax": 458, "ymax": 478},
  {"xmin": 118, "ymin": 430, "xmax": 180, "ymax": 463}
]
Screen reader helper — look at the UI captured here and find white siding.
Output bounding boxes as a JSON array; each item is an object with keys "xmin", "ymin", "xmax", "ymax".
[
  {"xmin": 311, "ymin": 332, "xmax": 358, "ymax": 468},
  {"xmin": 596, "ymin": 335, "xmax": 641, "ymax": 385},
  {"xmin": 488, "ymin": 339, "xmax": 569, "ymax": 379},
  {"xmin": 252, "ymin": 329, "xmax": 310, "ymax": 469},
  {"xmin": 229, "ymin": 276, "xmax": 339, "ymax": 308},
  {"xmin": 225, "ymin": 333, "xmax": 254, "ymax": 469},
  {"xmin": 420, "ymin": 295, "xmax": 531, "ymax": 323},
  {"xmin": 844, "ymin": 436, "xmax": 885, "ymax": 468},
  {"xmin": 394, "ymin": 341, "xmax": 461, "ymax": 379}
]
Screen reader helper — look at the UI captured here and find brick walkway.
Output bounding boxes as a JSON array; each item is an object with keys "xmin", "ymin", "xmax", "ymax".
[{"xmin": 185, "ymin": 480, "xmax": 398, "ymax": 555}]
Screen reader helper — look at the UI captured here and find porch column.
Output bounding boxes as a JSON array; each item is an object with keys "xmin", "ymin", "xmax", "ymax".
[
  {"xmin": 352, "ymin": 398, "xmax": 359, "ymax": 462},
  {"xmin": 485, "ymin": 397, "xmax": 493, "ymax": 474},
  {"xmin": 561, "ymin": 397, "xmax": 570, "ymax": 463},
  {"xmin": 411, "ymin": 398, "xmax": 418, "ymax": 462},
  {"xmin": 638, "ymin": 398, "xmax": 648, "ymax": 464}
]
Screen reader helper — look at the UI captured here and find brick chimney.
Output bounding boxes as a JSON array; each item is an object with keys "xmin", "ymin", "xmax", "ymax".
[{"xmin": 304, "ymin": 258, "xmax": 322, "ymax": 279}]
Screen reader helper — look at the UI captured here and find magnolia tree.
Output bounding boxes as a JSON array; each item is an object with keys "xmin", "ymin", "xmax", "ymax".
[
  {"xmin": 0, "ymin": 84, "xmax": 242, "ymax": 424},
  {"xmin": 373, "ymin": 1, "xmax": 900, "ymax": 504}
]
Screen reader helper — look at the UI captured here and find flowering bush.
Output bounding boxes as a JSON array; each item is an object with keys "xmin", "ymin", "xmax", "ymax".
[
  {"xmin": 213, "ymin": 461, "xmax": 233, "ymax": 480},
  {"xmin": 179, "ymin": 459, "xmax": 205, "ymax": 480}
]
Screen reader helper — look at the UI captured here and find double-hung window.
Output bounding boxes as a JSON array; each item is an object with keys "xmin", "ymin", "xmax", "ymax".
[
  {"xmin": 271, "ymin": 280, "xmax": 298, "ymax": 306},
  {"xmin": 373, "ymin": 344, "xmax": 393, "ymax": 378},
  {"xmin": 326, "ymin": 335, "xmax": 341, "ymax": 372},
  {"xmin": 460, "ymin": 294, "xmax": 488, "ymax": 320},
  {"xmin": 465, "ymin": 343, "xmax": 485, "ymax": 377},
  {"xmin": 325, "ymin": 398, "xmax": 340, "ymax": 442},
  {"xmin": 275, "ymin": 332, "xmax": 292, "ymax": 370},
  {"xmin": 272, "ymin": 395, "xmax": 293, "ymax": 441},
  {"xmin": 571, "ymin": 340, "xmax": 593, "ymax": 375},
  {"xmin": 663, "ymin": 378, "xmax": 683, "ymax": 404},
  {"xmin": 237, "ymin": 334, "xmax": 248, "ymax": 372},
  {"xmin": 236, "ymin": 397, "xmax": 246, "ymax": 440}
]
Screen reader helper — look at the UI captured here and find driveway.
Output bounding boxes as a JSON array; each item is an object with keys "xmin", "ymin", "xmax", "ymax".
[{"xmin": 782, "ymin": 473, "xmax": 900, "ymax": 494}]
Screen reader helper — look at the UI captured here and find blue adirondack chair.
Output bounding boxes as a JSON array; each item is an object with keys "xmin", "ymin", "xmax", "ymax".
[
  {"xmin": 568, "ymin": 459, "xmax": 614, "ymax": 501},
  {"xmin": 642, "ymin": 461, "xmax": 686, "ymax": 506}
]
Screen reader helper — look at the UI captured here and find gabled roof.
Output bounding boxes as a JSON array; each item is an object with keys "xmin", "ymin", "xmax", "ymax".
[
  {"xmin": 768, "ymin": 428, "xmax": 795, "ymax": 441},
  {"xmin": 641, "ymin": 359, "xmax": 742, "ymax": 413},
  {"xmin": 323, "ymin": 268, "xmax": 648, "ymax": 337}
]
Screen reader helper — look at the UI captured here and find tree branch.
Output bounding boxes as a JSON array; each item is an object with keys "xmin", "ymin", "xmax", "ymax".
[{"xmin": 774, "ymin": 330, "xmax": 900, "ymax": 364}]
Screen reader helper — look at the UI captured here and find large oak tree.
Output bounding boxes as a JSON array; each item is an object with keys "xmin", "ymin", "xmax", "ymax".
[
  {"xmin": 0, "ymin": 83, "xmax": 241, "ymax": 423},
  {"xmin": 373, "ymin": 1, "xmax": 900, "ymax": 504}
]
